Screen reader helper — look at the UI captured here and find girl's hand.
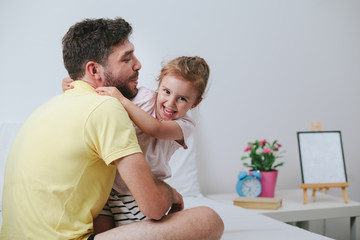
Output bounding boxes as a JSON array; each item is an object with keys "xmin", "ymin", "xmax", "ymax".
[
  {"xmin": 62, "ymin": 77, "xmax": 74, "ymax": 92},
  {"xmin": 96, "ymin": 87, "xmax": 126, "ymax": 102}
]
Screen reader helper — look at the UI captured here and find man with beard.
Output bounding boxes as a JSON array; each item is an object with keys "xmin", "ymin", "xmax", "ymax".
[{"xmin": 0, "ymin": 18, "xmax": 224, "ymax": 240}]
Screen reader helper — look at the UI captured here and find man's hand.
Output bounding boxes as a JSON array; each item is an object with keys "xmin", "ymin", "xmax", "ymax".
[{"xmin": 168, "ymin": 188, "xmax": 184, "ymax": 214}]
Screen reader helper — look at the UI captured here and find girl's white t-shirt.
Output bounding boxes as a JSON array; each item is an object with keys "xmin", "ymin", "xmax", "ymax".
[{"xmin": 113, "ymin": 86, "xmax": 196, "ymax": 194}]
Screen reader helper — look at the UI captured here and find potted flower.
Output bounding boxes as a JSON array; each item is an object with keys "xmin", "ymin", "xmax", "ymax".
[{"xmin": 241, "ymin": 139, "xmax": 285, "ymax": 197}]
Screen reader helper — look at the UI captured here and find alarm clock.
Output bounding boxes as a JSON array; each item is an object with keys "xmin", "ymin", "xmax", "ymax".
[{"xmin": 236, "ymin": 171, "xmax": 262, "ymax": 197}]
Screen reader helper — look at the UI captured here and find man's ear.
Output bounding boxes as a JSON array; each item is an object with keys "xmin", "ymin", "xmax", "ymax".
[
  {"xmin": 191, "ymin": 97, "xmax": 203, "ymax": 109},
  {"xmin": 86, "ymin": 61, "xmax": 105, "ymax": 86}
]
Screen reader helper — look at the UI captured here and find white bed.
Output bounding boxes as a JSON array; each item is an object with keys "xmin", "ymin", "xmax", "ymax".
[
  {"xmin": 184, "ymin": 195, "xmax": 333, "ymax": 240},
  {"xmin": 0, "ymin": 122, "xmax": 333, "ymax": 239}
]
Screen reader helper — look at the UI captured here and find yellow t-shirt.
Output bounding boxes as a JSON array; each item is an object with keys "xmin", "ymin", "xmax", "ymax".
[{"xmin": 0, "ymin": 81, "xmax": 142, "ymax": 240}]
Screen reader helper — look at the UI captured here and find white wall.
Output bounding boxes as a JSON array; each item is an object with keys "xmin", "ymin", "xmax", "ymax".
[{"xmin": 1, "ymin": 1, "xmax": 359, "ymax": 238}]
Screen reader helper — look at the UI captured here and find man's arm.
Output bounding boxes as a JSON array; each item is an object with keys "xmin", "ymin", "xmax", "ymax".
[{"xmin": 114, "ymin": 153, "xmax": 183, "ymax": 220}]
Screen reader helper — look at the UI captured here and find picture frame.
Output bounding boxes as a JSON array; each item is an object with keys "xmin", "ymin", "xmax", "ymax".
[{"xmin": 297, "ymin": 131, "xmax": 348, "ymax": 184}]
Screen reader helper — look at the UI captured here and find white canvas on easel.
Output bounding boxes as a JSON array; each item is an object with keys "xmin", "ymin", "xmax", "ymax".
[
  {"xmin": 298, "ymin": 131, "xmax": 347, "ymax": 184},
  {"xmin": 297, "ymin": 131, "xmax": 349, "ymax": 204}
]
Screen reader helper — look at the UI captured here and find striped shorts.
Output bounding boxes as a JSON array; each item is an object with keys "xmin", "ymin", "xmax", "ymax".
[{"xmin": 100, "ymin": 189, "xmax": 148, "ymax": 226}]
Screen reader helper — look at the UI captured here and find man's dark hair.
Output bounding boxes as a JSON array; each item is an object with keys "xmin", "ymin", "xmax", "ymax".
[{"xmin": 62, "ymin": 17, "xmax": 132, "ymax": 80}]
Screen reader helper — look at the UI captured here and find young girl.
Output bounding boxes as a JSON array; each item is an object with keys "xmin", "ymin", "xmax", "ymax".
[{"xmin": 62, "ymin": 56, "xmax": 209, "ymax": 230}]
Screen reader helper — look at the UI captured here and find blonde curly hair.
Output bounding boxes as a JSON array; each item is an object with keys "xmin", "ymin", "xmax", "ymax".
[{"xmin": 157, "ymin": 56, "xmax": 210, "ymax": 100}]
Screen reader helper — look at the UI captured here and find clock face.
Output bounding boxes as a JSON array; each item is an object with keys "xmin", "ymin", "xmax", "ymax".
[{"xmin": 241, "ymin": 178, "xmax": 261, "ymax": 197}]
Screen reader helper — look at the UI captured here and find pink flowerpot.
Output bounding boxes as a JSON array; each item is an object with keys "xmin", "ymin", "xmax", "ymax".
[{"xmin": 258, "ymin": 170, "xmax": 278, "ymax": 198}]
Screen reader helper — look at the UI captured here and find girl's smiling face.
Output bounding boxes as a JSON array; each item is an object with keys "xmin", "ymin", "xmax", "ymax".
[{"xmin": 155, "ymin": 74, "xmax": 201, "ymax": 121}]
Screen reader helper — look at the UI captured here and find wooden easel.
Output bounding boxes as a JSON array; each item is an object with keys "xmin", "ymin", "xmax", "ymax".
[
  {"xmin": 311, "ymin": 120, "xmax": 322, "ymax": 132},
  {"xmin": 301, "ymin": 121, "xmax": 349, "ymax": 204},
  {"xmin": 301, "ymin": 182, "xmax": 349, "ymax": 204}
]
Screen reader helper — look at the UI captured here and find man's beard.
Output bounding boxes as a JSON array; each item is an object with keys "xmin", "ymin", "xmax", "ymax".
[{"xmin": 104, "ymin": 71, "xmax": 138, "ymax": 99}]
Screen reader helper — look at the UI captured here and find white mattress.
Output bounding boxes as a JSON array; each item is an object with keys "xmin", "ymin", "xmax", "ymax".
[{"xmin": 184, "ymin": 195, "xmax": 333, "ymax": 240}]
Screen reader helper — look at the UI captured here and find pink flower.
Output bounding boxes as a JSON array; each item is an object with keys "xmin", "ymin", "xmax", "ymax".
[
  {"xmin": 263, "ymin": 147, "xmax": 271, "ymax": 154},
  {"xmin": 259, "ymin": 139, "xmax": 267, "ymax": 146},
  {"xmin": 244, "ymin": 145, "xmax": 252, "ymax": 152},
  {"xmin": 276, "ymin": 142, "xmax": 282, "ymax": 147}
]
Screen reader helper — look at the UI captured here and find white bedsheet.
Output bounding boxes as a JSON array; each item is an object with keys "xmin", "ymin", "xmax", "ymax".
[{"xmin": 184, "ymin": 195, "xmax": 333, "ymax": 240}]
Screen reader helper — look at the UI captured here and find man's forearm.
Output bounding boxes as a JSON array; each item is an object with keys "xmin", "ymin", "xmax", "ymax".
[
  {"xmin": 116, "ymin": 153, "xmax": 181, "ymax": 220},
  {"xmin": 158, "ymin": 179, "xmax": 175, "ymax": 202},
  {"xmin": 156, "ymin": 179, "xmax": 184, "ymax": 214}
]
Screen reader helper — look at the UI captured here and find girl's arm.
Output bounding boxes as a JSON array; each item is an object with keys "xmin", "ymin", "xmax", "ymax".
[
  {"xmin": 96, "ymin": 87, "xmax": 184, "ymax": 141},
  {"xmin": 62, "ymin": 77, "xmax": 74, "ymax": 92}
]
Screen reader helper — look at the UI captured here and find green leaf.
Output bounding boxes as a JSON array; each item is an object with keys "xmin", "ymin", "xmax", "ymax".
[
  {"xmin": 273, "ymin": 162, "xmax": 284, "ymax": 168},
  {"xmin": 243, "ymin": 163, "xmax": 255, "ymax": 169}
]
